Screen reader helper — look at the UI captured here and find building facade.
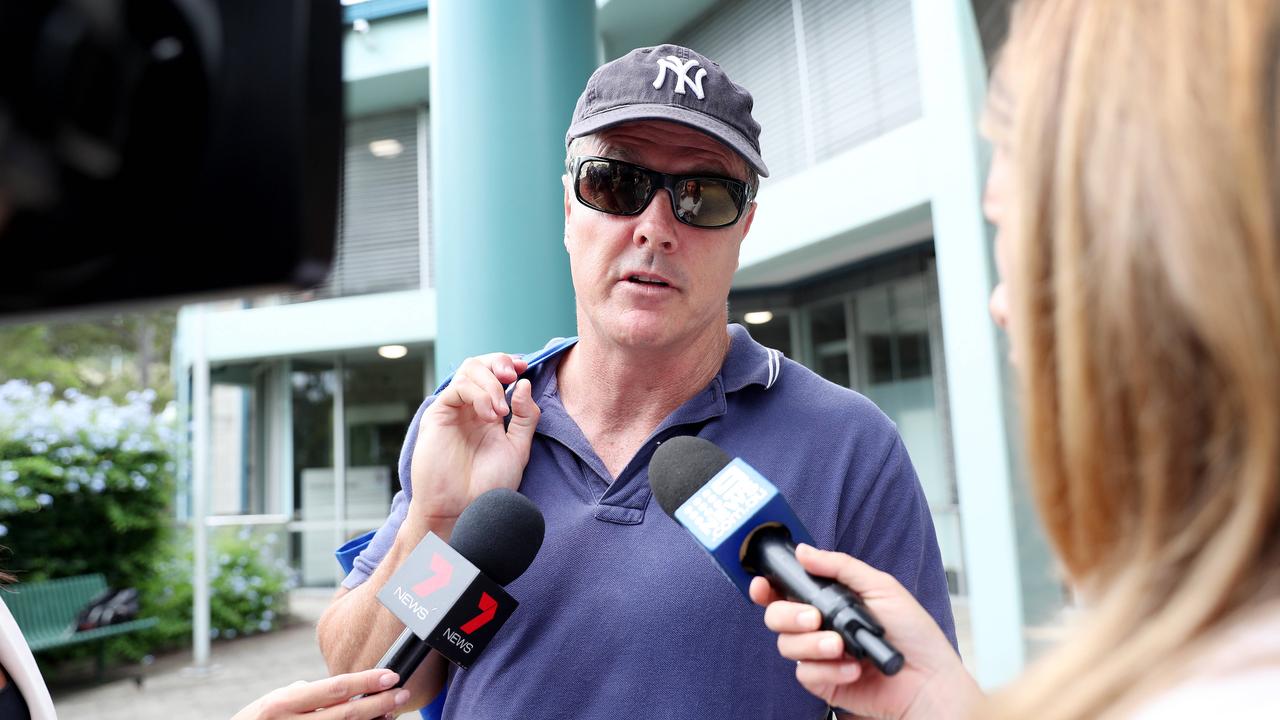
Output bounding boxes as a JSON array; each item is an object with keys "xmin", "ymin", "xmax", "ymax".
[{"xmin": 174, "ymin": 0, "xmax": 1063, "ymax": 686}]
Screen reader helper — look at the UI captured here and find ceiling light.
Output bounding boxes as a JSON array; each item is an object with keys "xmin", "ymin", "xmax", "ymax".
[
  {"xmin": 743, "ymin": 311, "xmax": 774, "ymax": 325},
  {"xmin": 369, "ymin": 139, "xmax": 403, "ymax": 158},
  {"xmin": 378, "ymin": 345, "xmax": 408, "ymax": 359}
]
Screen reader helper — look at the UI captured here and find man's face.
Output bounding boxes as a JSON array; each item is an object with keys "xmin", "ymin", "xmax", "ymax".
[{"xmin": 562, "ymin": 120, "xmax": 756, "ymax": 351}]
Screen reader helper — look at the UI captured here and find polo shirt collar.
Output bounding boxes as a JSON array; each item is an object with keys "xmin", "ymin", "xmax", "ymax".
[
  {"xmin": 523, "ymin": 324, "xmax": 783, "ymax": 524},
  {"xmin": 721, "ymin": 323, "xmax": 785, "ymax": 392}
]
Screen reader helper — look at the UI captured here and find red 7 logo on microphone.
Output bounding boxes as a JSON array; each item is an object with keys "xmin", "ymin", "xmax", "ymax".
[
  {"xmin": 412, "ymin": 553, "xmax": 453, "ymax": 597},
  {"xmin": 460, "ymin": 592, "xmax": 497, "ymax": 634}
]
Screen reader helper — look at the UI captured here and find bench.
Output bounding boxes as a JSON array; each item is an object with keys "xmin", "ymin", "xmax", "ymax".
[{"xmin": 7, "ymin": 573, "xmax": 158, "ymax": 681}]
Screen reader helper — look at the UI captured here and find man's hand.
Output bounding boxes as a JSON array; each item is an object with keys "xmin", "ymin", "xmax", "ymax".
[
  {"xmin": 316, "ymin": 354, "xmax": 539, "ymax": 709},
  {"xmin": 408, "ymin": 353, "xmax": 541, "ymax": 524},
  {"xmin": 749, "ymin": 544, "xmax": 982, "ymax": 720},
  {"xmin": 230, "ymin": 669, "xmax": 410, "ymax": 720}
]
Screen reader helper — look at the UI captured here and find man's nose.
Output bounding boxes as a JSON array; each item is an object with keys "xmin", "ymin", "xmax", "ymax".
[{"xmin": 632, "ymin": 188, "xmax": 679, "ymax": 253}]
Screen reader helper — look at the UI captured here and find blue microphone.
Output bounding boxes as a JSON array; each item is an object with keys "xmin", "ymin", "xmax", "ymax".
[{"xmin": 649, "ymin": 436, "xmax": 904, "ymax": 675}]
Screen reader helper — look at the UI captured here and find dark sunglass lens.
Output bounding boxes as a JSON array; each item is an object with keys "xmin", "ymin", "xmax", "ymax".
[
  {"xmin": 578, "ymin": 160, "xmax": 650, "ymax": 215},
  {"xmin": 680, "ymin": 179, "xmax": 743, "ymax": 227}
]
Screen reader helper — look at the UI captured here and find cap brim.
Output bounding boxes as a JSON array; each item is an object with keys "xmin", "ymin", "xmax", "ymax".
[{"xmin": 567, "ymin": 103, "xmax": 770, "ymax": 178}]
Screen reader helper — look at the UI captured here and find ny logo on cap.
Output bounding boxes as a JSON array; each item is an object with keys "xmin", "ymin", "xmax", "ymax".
[{"xmin": 653, "ymin": 56, "xmax": 708, "ymax": 100}]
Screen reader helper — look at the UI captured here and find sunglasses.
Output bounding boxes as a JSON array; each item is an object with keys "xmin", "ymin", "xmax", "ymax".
[{"xmin": 570, "ymin": 156, "xmax": 753, "ymax": 229}]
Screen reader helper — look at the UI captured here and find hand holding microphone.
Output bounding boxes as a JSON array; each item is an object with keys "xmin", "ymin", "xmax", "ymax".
[
  {"xmin": 648, "ymin": 436, "xmax": 903, "ymax": 674},
  {"xmin": 649, "ymin": 436, "xmax": 983, "ymax": 719},
  {"xmin": 749, "ymin": 545, "xmax": 981, "ymax": 720}
]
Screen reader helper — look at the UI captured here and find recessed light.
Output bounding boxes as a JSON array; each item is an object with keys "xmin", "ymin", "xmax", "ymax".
[{"xmin": 369, "ymin": 139, "xmax": 403, "ymax": 158}]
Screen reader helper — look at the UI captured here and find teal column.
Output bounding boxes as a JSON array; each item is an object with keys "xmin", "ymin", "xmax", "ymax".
[
  {"xmin": 911, "ymin": 0, "xmax": 1027, "ymax": 687},
  {"xmin": 430, "ymin": 0, "xmax": 596, "ymax": 374}
]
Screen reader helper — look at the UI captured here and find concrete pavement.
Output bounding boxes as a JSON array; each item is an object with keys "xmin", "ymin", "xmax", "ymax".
[{"xmin": 49, "ymin": 589, "xmax": 418, "ymax": 720}]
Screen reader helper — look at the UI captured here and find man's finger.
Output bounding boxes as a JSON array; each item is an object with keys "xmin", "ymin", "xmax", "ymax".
[
  {"xmin": 477, "ymin": 353, "xmax": 527, "ymax": 385},
  {"xmin": 463, "ymin": 362, "xmax": 513, "ymax": 415},
  {"xmin": 438, "ymin": 373, "xmax": 500, "ymax": 421},
  {"xmin": 504, "ymin": 379, "xmax": 541, "ymax": 456}
]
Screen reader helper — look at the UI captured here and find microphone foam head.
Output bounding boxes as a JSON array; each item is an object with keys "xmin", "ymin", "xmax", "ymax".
[
  {"xmin": 648, "ymin": 435, "xmax": 732, "ymax": 517},
  {"xmin": 449, "ymin": 488, "xmax": 546, "ymax": 586}
]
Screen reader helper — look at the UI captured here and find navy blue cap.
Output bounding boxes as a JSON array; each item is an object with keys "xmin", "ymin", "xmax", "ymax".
[{"xmin": 566, "ymin": 44, "xmax": 769, "ymax": 177}]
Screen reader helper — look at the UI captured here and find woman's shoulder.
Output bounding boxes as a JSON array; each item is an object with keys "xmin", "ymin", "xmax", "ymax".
[
  {"xmin": 1129, "ymin": 666, "xmax": 1280, "ymax": 719},
  {"xmin": 1128, "ymin": 606, "xmax": 1280, "ymax": 719}
]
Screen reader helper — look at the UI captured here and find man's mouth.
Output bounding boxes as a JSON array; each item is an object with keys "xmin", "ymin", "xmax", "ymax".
[{"xmin": 626, "ymin": 275, "xmax": 670, "ymax": 287}]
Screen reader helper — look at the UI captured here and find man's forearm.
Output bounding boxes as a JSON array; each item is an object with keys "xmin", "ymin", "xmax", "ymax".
[{"xmin": 316, "ymin": 511, "xmax": 456, "ymax": 709}]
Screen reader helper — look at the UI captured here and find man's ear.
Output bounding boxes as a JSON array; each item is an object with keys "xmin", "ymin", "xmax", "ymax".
[
  {"xmin": 732, "ymin": 202, "xmax": 757, "ymax": 271},
  {"xmin": 741, "ymin": 201, "xmax": 757, "ymax": 238},
  {"xmin": 563, "ymin": 174, "xmax": 573, "ymax": 223}
]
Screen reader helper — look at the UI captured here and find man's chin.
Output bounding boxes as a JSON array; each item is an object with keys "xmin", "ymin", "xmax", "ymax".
[
  {"xmin": 613, "ymin": 324, "xmax": 673, "ymax": 349},
  {"xmin": 598, "ymin": 315, "xmax": 679, "ymax": 350}
]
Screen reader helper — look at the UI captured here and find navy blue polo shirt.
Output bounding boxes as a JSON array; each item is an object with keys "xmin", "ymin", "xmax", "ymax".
[{"xmin": 342, "ymin": 324, "xmax": 956, "ymax": 719}]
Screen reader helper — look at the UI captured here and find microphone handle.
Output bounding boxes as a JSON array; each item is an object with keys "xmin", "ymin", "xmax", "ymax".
[
  {"xmin": 376, "ymin": 626, "xmax": 432, "ymax": 688},
  {"xmin": 749, "ymin": 527, "xmax": 904, "ymax": 676}
]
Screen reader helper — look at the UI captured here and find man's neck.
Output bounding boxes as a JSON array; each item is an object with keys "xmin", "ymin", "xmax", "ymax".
[{"xmin": 557, "ymin": 324, "xmax": 730, "ymax": 446}]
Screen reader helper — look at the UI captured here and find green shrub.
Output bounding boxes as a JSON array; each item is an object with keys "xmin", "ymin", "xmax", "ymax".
[
  {"xmin": 0, "ymin": 381, "xmax": 295, "ymax": 672},
  {"xmin": 131, "ymin": 526, "xmax": 295, "ymax": 656},
  {"xmin": 0, "ymin": 381, "xmax": 175, "ymax": 588}
]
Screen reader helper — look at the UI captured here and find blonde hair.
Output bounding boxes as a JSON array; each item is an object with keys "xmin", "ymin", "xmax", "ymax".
[{"xmin": 986, "ymin": 1, "xmax": 1280, "ymax": 718}]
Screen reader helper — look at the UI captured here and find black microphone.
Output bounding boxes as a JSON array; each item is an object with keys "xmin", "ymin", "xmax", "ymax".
[
  {"xmin": 649, "ymin": 436, "xmax": 904, "ymax": 675},
  {"xmin": 374, "ymin": 488, "xmax": 545, "ymax": 686}
]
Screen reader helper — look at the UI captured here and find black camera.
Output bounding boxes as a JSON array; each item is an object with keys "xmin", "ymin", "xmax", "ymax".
[{"xmin": 0, "ymin": 0, "xmax": 342, "ymax": 317}]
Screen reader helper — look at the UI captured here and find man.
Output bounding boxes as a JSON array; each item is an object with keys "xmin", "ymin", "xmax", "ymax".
[{"xmin": 317, "ymin": 44, "xmax": 955, "ymax": 719}]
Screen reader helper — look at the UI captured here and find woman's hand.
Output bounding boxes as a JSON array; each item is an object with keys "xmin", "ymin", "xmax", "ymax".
[
  {"xmin": 749, "ymin": 544, "xmax": 983, "ymax": 720},
  {"xmin": 231, "ymin": 668, "xmax": 411, "ymax": 720}
]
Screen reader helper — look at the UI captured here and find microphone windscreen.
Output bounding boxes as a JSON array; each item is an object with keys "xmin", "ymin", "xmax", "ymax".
[
  {"xmin": 449, "ymin": 488, "xmax": 545, "ymax": 586},
  {"xmin": 649, "ymin": 436, "xmax": 732, "ymax": 517}
]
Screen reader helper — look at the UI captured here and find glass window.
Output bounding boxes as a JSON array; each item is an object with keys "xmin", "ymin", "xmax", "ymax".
[
  {"xmin": 291, "ymin": 361, "xmax": 336, "ymax": 585},
  {"xmin": 731, "ymin": 309, "xmax": 793, "ymax": 358},
  {"xmin": 735, "ymin": 258, "xmax": 964, "ymax": 597},
  {"xmin": 343, "ymin": 351, "xmax": 426, "ymax": 523},
  {"xmin": 852, "ymin": 274, "xmax": 960, "ymax": 594},
  {"xmin": 208, "ymin": 363, "xmax": 275, "ymax": 517},
  {"xmin": 810, "ymin": 301, "xmax": 851, "ymax": 388}
]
